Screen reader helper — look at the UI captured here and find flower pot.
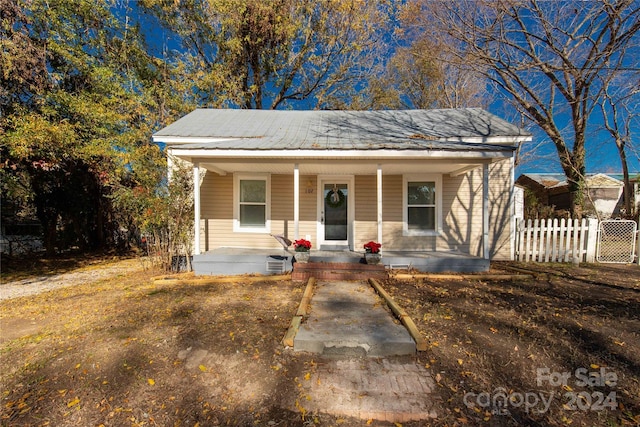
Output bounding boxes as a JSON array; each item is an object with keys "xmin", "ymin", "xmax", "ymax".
[
  {"xmin": 364, "ymin": 252, "xmax": 381, "ymax": 265},
  {"xmin": 295, "ymin": 251, "xmax": 310, "ymax": 263}
]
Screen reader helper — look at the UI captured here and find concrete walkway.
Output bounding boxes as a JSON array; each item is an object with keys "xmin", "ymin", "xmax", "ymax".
[
  {"xmin": 294, "ymin": 280, "xmax": 416, "ymax": 357},
  {"xmin": 292, "ymin": 280, "xmax": 439, "ymax": 422}
]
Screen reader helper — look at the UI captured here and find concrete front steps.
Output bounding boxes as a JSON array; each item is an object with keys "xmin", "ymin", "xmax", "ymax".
[{"xmin": 292, "ymin": 261, "xmax": 387, "ymax": 281}]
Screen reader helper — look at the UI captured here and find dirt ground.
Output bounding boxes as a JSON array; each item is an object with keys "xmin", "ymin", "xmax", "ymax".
[
  {"xmin": 1, "ymin": 257, "xmax": 639, "ymax": 426},
  {"xmin": 382, "ymin": 262, "xmax": 640, "ymax": 426}
]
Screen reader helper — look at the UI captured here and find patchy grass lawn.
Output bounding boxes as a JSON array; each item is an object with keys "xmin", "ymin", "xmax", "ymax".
[
  {"xmin": 383, "ymin": 262, "xmax": 640, "ymax": 426},
  {"xmin": 1, "ymin": 260, "xmax": 639, "ymax": 426},
  {"xmin": 1, "ymin": 266, "xmax": 321, "ymax": 426}
]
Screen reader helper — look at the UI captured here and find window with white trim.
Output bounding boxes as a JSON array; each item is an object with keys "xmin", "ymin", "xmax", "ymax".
[
  {"xmin": 234, "ymin": 174, "xmax": 270, "ymax": 232},
  {"xmin": 403, "ymin": 175, "xmax": 442, "ymax": 236}
]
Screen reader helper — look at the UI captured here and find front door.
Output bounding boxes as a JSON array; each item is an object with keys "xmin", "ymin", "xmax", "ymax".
[{"xmin": 318, "ymin": 178, "xmax": 352, "ymax": 250}]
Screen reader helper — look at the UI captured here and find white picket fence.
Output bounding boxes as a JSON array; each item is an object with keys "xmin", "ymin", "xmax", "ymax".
[{"xmin": 515, "ymin": 218, "xmax": 599, "ymax": 263}]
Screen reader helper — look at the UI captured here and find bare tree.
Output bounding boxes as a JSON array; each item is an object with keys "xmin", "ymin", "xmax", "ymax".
[
  {"xmin": 600, "ymin": 73, "xmax": 640, "ymax": 217},
  {"xmin": 406, "ymin": 0, "xmax": 640, "ymax": 216}
]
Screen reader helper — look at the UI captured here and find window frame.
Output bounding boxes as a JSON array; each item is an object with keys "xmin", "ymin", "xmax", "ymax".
[
  {"xmin": 402, "ymin": 174, "xmax": 442, "ymax": 236},
  {"xmin": 233, "ymin": 173, "xmax": 271, "ymax": 233}
]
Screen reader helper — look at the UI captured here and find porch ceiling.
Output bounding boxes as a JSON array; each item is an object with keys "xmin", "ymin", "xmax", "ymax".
[{"xmin": 198, "ymin": 159, "xmax": 488, "ymax": 176}]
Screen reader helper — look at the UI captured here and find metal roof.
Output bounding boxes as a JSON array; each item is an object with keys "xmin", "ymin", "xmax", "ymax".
[{"xmin": 153, "ymin": 108, "xmax": 530, "ymax": 151}]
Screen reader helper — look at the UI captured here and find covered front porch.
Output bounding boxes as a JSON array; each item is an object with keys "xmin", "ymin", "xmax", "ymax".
[
  {"xmin": 184, "ymin": 157, "xmax": 504, "ymax": 276},
  {"xmin": 187, "ymin": 158, "xmax": 499, "ymax": 259},
  {"xmin": 192, "ymin": 247, "xmax": 489, "ymax": 277}
]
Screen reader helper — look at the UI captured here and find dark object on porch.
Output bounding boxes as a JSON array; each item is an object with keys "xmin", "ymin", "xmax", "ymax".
[{"xmin": 270, "ymin": 234, "xmax": 292, "ymax": 250}]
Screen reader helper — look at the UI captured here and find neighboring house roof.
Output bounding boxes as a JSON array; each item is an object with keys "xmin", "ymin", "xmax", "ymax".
[
  {"xmin": 516, "ymin": 173, "xmax": 566, "ymax": 189},
  {"xmin": 153, "ymin": 108, "xmax": 531, "ymax": 151},
  {"xmin": 587, "ymin": 173, "xmax": 623, "ymax": 188},
  {"xmin": 608, "ymin": 173, "xmax": 640, "ymax": 183},
  {"xmin": 517, "ymin": 173, "xmax": 624, "ymax": 190}
]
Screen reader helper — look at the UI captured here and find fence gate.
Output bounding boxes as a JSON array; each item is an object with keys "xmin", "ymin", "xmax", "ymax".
[{"xmin": 597, "ymin": 220, "xmax": 637, "ymax": 263}]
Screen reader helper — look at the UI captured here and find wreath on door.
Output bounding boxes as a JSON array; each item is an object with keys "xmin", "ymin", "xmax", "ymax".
[{"xmin": 325, "ymin": 186, "xmax": 345, "ymax": 208}]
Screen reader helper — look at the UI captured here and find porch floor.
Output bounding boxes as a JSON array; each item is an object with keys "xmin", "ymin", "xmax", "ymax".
[{"xmin": 192, "ymin": 247, "xmax": 489, "ymax": 276}]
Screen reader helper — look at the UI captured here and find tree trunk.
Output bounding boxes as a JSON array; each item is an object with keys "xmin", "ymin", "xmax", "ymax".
[
  {"xmin": 567, "ymin": 124, "xmax": 587, "ymax": 218},
  {"xmin": 41, "ymin": 215, "xmax": 57, "ymax": 256},
  {"xmin": 617, "ymin": 139, "xmax": 634, "ymax": 218},
  {"xmin": 563, "ymin": 160, "xmax": 586, "ymax": 219},
  {"xmin": 567, "ymin": 179, "xmax": 584, "ymax": 218}
]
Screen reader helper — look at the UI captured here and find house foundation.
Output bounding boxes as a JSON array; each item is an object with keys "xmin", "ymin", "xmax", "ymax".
[{"xmin": 191, "ymin": 248, "xmax": 489, "ymax": 277}]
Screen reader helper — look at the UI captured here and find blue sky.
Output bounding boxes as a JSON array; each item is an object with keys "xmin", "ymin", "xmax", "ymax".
[
  {"xmin": 514, "ymin": 117, "xmax": 640, "ymax": 176},
  {"xmin": 127, "ymin": 2, "xmax": 638, "ymax": 177},
  {"xmin": 515, "ymin": 127, "xmax": 640, "ymax": 175}
]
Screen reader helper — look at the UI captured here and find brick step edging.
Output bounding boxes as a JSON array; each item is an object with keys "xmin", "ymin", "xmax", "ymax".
[{"xmin": 292, "ymin": 262, "xmax": 387, "ymax": 281}]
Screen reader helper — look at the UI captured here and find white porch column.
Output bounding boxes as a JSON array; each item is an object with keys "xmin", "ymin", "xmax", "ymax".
[
  {"xmin": 377, "ymin": 164, "xmax": 383, "ymax": 244},
  {"xmin": 294, "ymin": 163, "xmax": 300, "ymax": 239},
  {"xmin": 482, "ymin": 163, "xmax": 490, "ymax": 260},
  {"xmin": 193, "ymin": 161, "xmax": 201, "ymax": 255}
]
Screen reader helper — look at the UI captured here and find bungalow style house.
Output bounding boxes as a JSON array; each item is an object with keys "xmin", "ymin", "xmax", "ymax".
[{"xmin": 153, "ymin": 109, "xmax": 532, "ymax": 275}]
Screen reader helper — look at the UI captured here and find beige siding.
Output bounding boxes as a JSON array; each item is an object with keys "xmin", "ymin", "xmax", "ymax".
[
  {"xmin": 381, "ymin": 175, "xmax": 437, "ymax": 251},
  {"xmin": 355, "ymin": 176, "xmax": 377, "ymax": 221},
  {"xmin": 200, "ymin": 173, "xmax": 317, "ymax": 250},
  {"xmin": 354, "ymin": 176, "xmax": 378, "ymax": 249},
  {"xmin": 297, "ymin": 175, "xmax": 318, "ymax": 244},
  {"xmin": 199, "ymin": 172, "xmax": 232, "ymax": 252},
  {"xmin": 442, "ymin": 171, "xmax": 483, "ymax": 255},
  {"xmin": 380, "ymin": 174, "xmax": 435, "ymax": 250},
  {"xmin": 197, "ymin": 164, "xmax": 513, "ymax": 258},
  {"xmin": 271, "ymin": 174, "xmax": 293, "ymax": 238},
  {"xmin": 377, "ymin": 163, "xmax": 513, "ymax": 257},
  {"xmin": 440, "ymin": 160, "xmax": 513, "ymax": 259},
  {"xmin": 488, "ymin": 160, "xmax": 514, "ymax": 260}
]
